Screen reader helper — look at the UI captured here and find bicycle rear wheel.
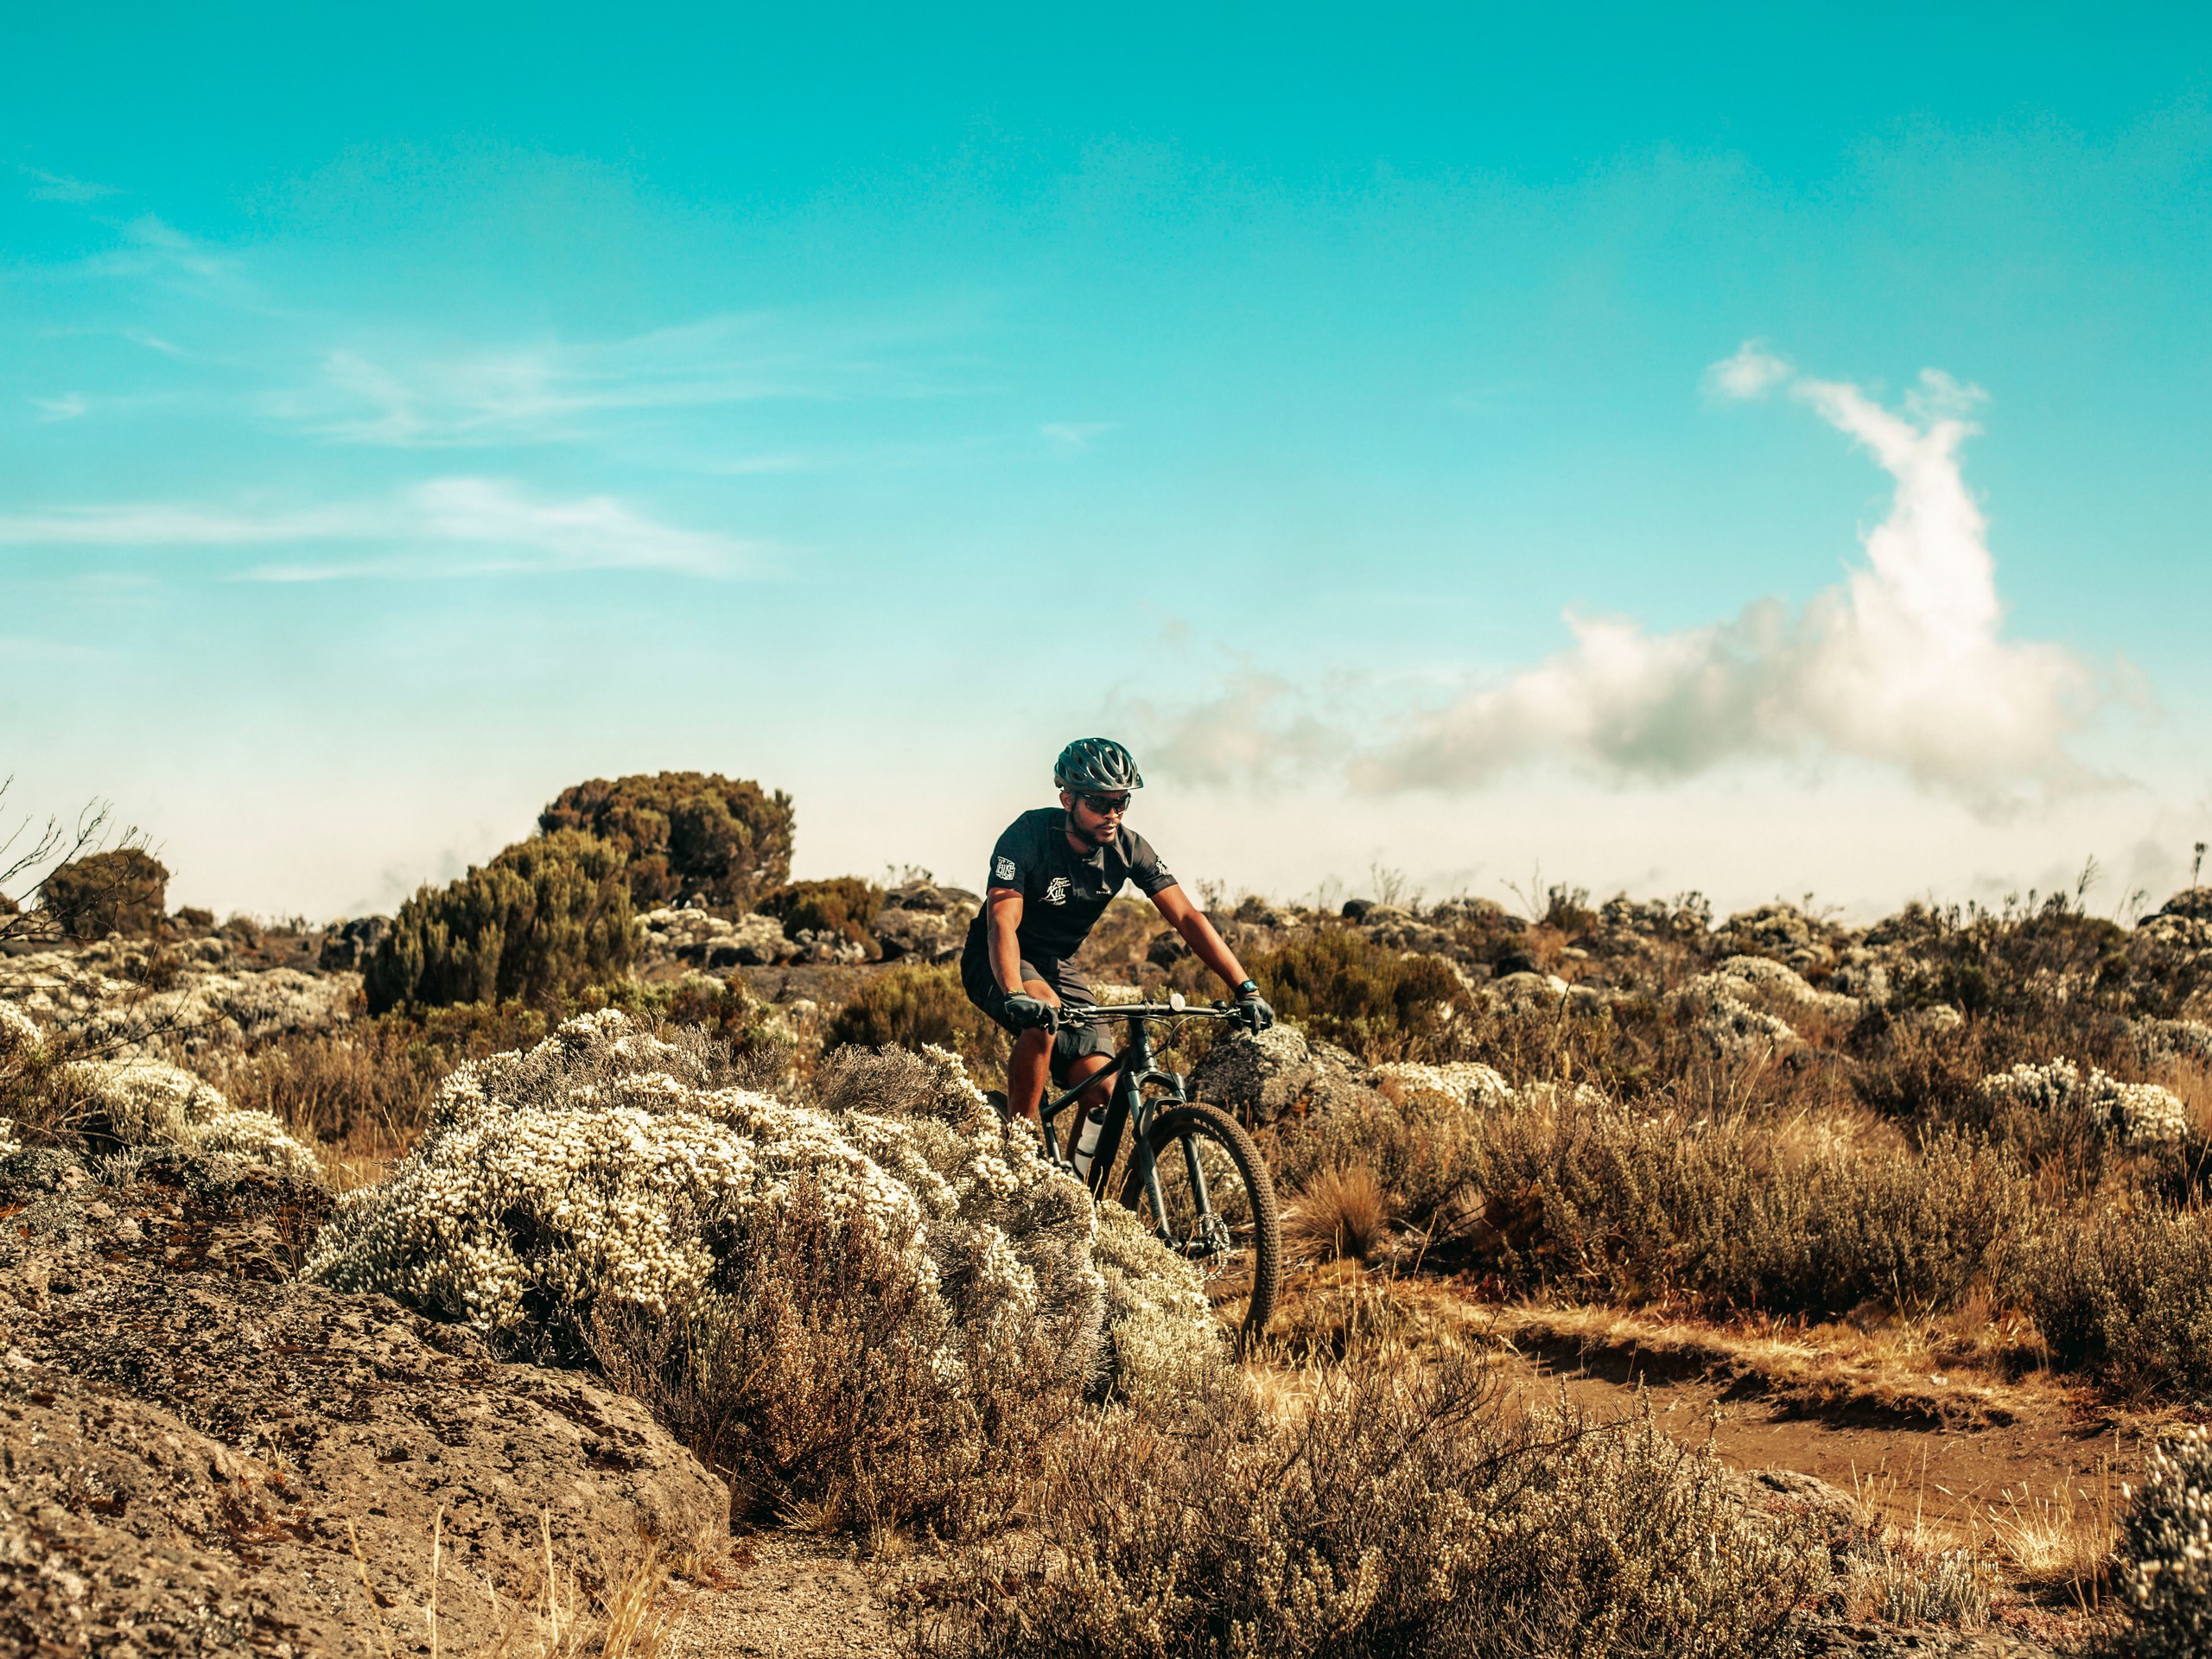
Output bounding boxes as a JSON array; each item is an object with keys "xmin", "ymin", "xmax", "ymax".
[{"xmin": 1120, "ymin": 1101, "xmax": 1281, "ymax": 1341}]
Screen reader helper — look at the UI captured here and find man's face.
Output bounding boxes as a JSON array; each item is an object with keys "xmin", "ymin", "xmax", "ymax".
[{"xmin": 1060, "ymin": 787, "xmax": 1130, "ymax": 848}]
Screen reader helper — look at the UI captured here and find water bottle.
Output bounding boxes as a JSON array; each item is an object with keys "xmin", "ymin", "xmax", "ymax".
[{"xmin": 1071, "ymin": 1111, "xmax": 1104, "ymax": 1179}]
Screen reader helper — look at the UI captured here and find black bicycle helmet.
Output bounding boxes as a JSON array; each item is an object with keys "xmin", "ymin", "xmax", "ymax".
[{"xmin": 1053, "ymin": 737, "xmax": 1144, "ymax": 793}]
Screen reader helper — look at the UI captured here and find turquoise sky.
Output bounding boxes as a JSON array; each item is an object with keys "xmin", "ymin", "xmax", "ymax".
[{"xmin": 3, "ymin": 6, "xmax": 2208, "ymax": 918}]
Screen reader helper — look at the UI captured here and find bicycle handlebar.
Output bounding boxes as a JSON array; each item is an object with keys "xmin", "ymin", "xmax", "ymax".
[{"xmin": 1052, "ymin": 999, "xmax": 1251, "ymax": 1027}]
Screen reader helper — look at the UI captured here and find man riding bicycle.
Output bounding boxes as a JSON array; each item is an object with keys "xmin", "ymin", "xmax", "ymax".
[{"xmin": 961, "ymin": 737, "xmax": 1274, "ymax": 1173}]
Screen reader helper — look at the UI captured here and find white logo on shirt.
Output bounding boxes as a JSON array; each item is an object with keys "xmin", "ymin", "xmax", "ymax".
[
  {"xmin": 1043, "ymin": 876, "xmax": 1071, "ymax": 906},
  {"xmin": 994, "ymin": 855, "xmax": 1016, "ymax": 881}
]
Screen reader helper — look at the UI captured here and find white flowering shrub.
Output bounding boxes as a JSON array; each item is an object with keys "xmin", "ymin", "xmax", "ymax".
[
  {"xmin": 0, "ymin": 950, "xmax": 355, "ymax": 1058},
  {"xmin": 1672, "ymin": 957, "xmax": 1861, "ymax": 1059},
  {"xmin": 57, "ymin": 1057, "xmax": 322, "ymax": 1179},
  {"xmin": 2117, "ymin": 1429, "xmax": 2212, "ymax": 1656},
  {"xmin": 305, "ymin": 1013, "xmax": 1227, "ymax": 1533},
  {"xmin": 0, "ymin": 999, "xmax": 44, "ymax": 1064},
  {"xmin": 306, "ymin": 1010, "xmax": 1217, "ymax": 1400},
  {"xmin": 1979, "ymin": 1058, "xmax": 2189, "ymax": 1149}
]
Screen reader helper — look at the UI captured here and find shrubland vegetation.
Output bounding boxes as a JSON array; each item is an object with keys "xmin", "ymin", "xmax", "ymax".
[
  {"xmin": 365, "ymin": 829, "xmax": 636, "ymax": 1013},
  {"xmin": 759, "ymin": 874, "xmax": 883, "ymax": 953},
  {"xmin": 40, "ymin": 846, "xmax": 169, "ymax": 939},
  {"xmin": 9, "ymin": 778, "xmax": 2212, "ymax": 1651},
  {"xmin": 538, "ymin": 770, "xmax": 794, "ymax": 912}
]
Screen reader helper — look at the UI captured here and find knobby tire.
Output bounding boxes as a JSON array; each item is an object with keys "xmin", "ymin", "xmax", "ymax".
[{"xmin": 1120, "ymin": 1101, "xmax": 1281, "ymax": 1342}]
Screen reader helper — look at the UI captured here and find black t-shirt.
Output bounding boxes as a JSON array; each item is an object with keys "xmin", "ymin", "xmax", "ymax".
[{"xmin": 980, "ymin": 807, "xmax": 1179, "ymax": 959}]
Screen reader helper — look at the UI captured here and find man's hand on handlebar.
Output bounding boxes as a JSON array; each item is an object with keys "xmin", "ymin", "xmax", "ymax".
[
  {"xmin": 1232, "ymin": 980, "xmax": 1274, "ymax": 1033},
  {"xmin": 1003, "ymin": 993, "xmax": 1057, "ymax": 1032}
]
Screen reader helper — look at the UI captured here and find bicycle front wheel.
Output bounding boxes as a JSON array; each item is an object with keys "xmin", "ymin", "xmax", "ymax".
[{"xmin": 1120, "ymin": 1101, "xmax": 1281, "ymax": 1341}]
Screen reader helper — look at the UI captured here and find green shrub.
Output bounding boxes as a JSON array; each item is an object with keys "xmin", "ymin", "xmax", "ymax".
[
  {"xmin": 1252, "ymin": 927, "xmax": 1470, "ymax": 1060},
  {"xmin": 760, "ymin": 876, "xmax": 882, "ymax": 949},
  {"xmin": 2024, "ymin": 1206, "xmax": 2212, "ymax": 1402},
  {"xmin": 826, "ymin": 962, "xmax": 1006, "ymax": 1071},
  {"xmin": 364, "ymin": 830, "xmax": 635, "ymax": 1014},
  {"xmin": 40, "ymin": 848, "xmax": 168, "ymax": 939},
  {"xmin": 539, "ymin": 770, "xmax": 794, "ymax": 913}
]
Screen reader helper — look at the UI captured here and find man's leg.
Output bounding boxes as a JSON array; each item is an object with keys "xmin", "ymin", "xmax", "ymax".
[
  {"xmin": 1005, "ymin": 976, "xmax": 1064, "ymax": 1126},
  {"xmin": 1061, "ymin": 1052, "xmax": 1114, "ymax": 1166}
]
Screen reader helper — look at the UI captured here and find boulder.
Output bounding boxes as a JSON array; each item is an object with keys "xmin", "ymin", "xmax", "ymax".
[
  {"xmin": 315, "ymin": 914, "xmax": 390, "ymax": 973},
  {"xmin": 872, "ymin": 881, "xmax": 982, "ymax": 964},
  {"xmin": 1372, "ymin": 1060, "xmax": 1514, "ymax": 1110},
  {"xmin": 1186, "ymin": 1025, "xmax": 1371, "ymax": 1123}
]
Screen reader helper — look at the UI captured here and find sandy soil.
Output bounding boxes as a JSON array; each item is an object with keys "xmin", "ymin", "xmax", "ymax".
[{"xmin": 666, "ymin": 1535, "xmax": 899, "ymax": 1659}]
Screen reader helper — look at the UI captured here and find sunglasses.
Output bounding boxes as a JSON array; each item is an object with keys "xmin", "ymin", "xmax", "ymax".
[{"xmin": 1074, "ymin": 791, "xmax": 1132, "ymax": 816}]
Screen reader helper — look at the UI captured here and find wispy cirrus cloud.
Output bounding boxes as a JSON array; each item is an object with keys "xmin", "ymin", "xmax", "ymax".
[
  {"xmin": 0, "ymin": 479, "xmax": 759, "ymax": 579},
  {"xmin": 271, "ymin": 309, "xmax": 987, "ymax": 449},
  {"xmin": 17, "ymin": 165, "xmax": 118, "ymax": 204}
]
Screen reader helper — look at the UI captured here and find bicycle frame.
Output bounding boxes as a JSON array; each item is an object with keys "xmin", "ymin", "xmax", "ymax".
[{"xmin": 1034, "ymin": 1004, "xmax": 1214, "ymax": 1224}]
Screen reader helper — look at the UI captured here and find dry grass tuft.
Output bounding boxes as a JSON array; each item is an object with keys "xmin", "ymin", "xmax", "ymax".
[
  {"xmin": 1984, "ymin": 1468, "xmax": 2119, "ymax": 1610},
  {"xmin": 1285, "ymin": 1163, "xmax": 1394, "ymax": 1264}
]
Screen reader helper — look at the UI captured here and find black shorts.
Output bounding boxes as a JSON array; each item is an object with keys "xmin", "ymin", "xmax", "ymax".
[{"xmin": 959, "ymin": 931, "xmax": 1115, "ymax": 1084}]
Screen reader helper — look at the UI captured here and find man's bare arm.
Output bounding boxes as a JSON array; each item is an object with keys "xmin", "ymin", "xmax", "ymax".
[
  {"xmin": 987, "ymin": 888, "xmax": 1042, "ymax": 999},
  {"xmin": 1150, "ymin": 884, "xmax": 1251, "ymax": 990}
]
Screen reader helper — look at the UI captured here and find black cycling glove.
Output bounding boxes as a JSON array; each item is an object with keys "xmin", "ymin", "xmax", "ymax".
[
  {"xmin": 1233, "ymin": 980, "xmax": 1274, "ymax": 1032},
  {"xmin": 1003, "ymin": 993, "xmax": 1056, "ymax": 1031}
]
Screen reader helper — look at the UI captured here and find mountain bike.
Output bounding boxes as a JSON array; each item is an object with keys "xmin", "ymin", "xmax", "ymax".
[{"xmin": 1028, "ymin": 995, "xmax": 1281, "ymax": 1343}]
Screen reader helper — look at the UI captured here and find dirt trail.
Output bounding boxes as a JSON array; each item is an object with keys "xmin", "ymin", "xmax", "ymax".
[{"xmin": 1498, "ymin": 1321, "xmax": 2133, "ymax": 1541}]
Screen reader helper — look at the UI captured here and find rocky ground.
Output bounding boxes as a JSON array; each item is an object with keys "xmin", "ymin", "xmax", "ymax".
[{"xmin": 0, "ymin": 1145, "xmax": 726, "ymax": 1656}]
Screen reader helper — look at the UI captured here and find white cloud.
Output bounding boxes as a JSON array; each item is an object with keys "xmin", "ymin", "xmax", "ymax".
[
  {"xmin": 19, "ymin": 166, "xmax": 118, "ymax": 204},
  {"xmin": 1703, "ymin": 340, "xmax": 1793, "ymax": 401},
  {"xmin": 0, "ymin": 503, "xmax": 350, "ymax": 545},
  {"xmin": 1122, "ymin": 671, "xmax": 1351, "ymax": 789},
  {"xmin": 283, "ymin": 310, "xmax": 978, "ymax": 448},
  {"xmin": 0, "ymin": 480, "xmax": 756, "ymax": 578},
  {"xmin": 398, "ymin": 477, "xmax": 750, "ymax": 577},
  {"xmin": 1357, "ymin": 359, "xmax": 2093, "ymax": 808},
  {"xmin": 30, "ymin": 395, "xmax": 87, "ymax": 422},
  {"xmin": 1042, "ymin": 422, "xmax": 1116, "ymax": 450}
]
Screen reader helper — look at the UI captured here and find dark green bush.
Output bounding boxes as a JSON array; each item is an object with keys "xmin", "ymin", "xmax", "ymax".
[
  {"xmin": 40, "ymin": 848, "xmax": 168, "ymax": 939},
  {"xmin": 760, "ymin": 876, "xmax": 882, "ymax": 948},
  {"xmin": 827, "ymin": 962, "xmax": 1006, "ymax": 1071},
  {"xmin": 539, "ymin": 770, "xmax": 794, "ymax": 913},
  {"xmin": 1252, "ymin": 927, "xmax": 1469, "ymax": 1060},
  {"xmin": 2024, "ymin": 1207, "xmax": 2212, "ymax": 1402},
  {"xmin": 364, "ymin": 830, "xmax": 635, "ymax": 1014}
]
